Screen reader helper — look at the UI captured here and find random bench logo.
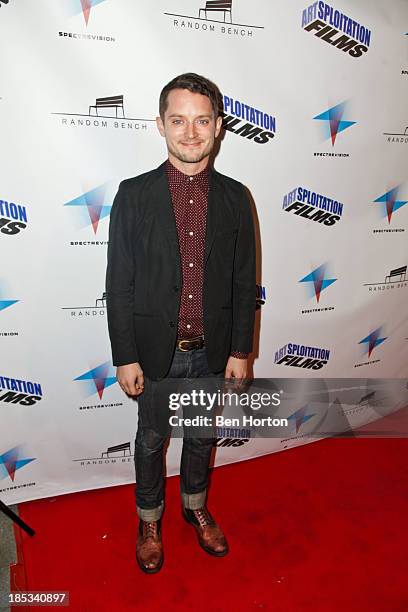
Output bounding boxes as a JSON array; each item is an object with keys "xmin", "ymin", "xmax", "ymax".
[
  {"xmin": 363, "ymin": 265, "xmax": 408, "ymax": 293},
  {"xmin": 164, "ymin": 0, "xmax": 264, "ymax": 38},
  {"xmin": 52, "ymin": 94, "xmax": 154, "ymax": 131},
  {"xmin": 62, "ymin": 291, "xmax": 107, "ymax": 318}
]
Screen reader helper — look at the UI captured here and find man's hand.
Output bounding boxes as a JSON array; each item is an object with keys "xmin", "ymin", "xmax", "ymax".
[
  {"xmin": 224, "ymin": 356, "xmax": 248, "ymax": 381},
  {"xmin": 116, "ymin": 362, "xmax": 144, "ymax": 396}
]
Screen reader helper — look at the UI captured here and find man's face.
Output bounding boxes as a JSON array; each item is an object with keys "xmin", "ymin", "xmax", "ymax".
[{"xmin": 156, "ymin": 88, "xmax": 222, "ymax": 166}]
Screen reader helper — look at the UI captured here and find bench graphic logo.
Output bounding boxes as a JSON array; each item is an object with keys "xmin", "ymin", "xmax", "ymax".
[
  {"xmin": 64, "ymin": 183, "xmax": 112, "ymax": 234},
  {"xmin": 74, "ymin": 362, "xmax": 117, "ymax": 399},
  {"xmin": 373, "ymin": 186, "xmax": 408, "ymax": 224},
  {"xmin": 0, "ymin": 281, "xmax": 19, "ymax": 312},
  {"xmin": 62, "ymin": 291, "xmax": 107, "ymax": 318},
  {"xmin": 73, "ymin": 442, "xmax": 133, "ymax": 467},
  {"xmin": 299, "ymin": 264, "xmax": 337, "ymax": 303},
  {"xmin": 358, "ymin": 327, "xmax": 387, "ymax": 358},
  {"xmin": 0, "ymin": 446, "xmax": 36, "ymax": 482},
  {"xmin": 274, "ymin": 343, "xmax": 331, "ymax": 370},
  {"xmin": 383, "ymin": 124, "xmax": 408, "ymax": 144},
  {"xmin": 164, "ymin": 1, "xmax": 264, "ymax": 38},
  {"xmin": 364, "ymin": 265, "xmax": 407, "ymax": 292},
  {"xmin": 0, "ymin": 197, "xmax": 28, "ymax": 236},
  {"xmin": 314, "ymin": 101, "xmax": 356, "ymax": 145},
  {"xmin": 0, "ymin": 375, "xmax": 43, "ymax": 405},
  {"xmin": 301, "ymin": 2, "xmax": 372, "ymax": 57},
  {"xmin": 222, "ymin": 95, "xmax": 276, "ymax": 144},
  {"xmin": 283, "ymin": 186, "xmax": 344, "ymax": 226},
  {"xmin": 52, "ymin": 94, "xmax": 153, "ymax": 131},
  {"xmin": 68, "ymin": 0, "xmax": 107, "ymax": 26}
]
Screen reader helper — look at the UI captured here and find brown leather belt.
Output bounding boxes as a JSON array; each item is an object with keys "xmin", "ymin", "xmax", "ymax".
[{"xmin": 176, "ymin": 335, "xmax": 205, "ymax": 352}]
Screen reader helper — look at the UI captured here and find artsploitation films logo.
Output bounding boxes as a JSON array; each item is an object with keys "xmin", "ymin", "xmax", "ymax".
[
  {"xmin": 73, "ymin": 441, "xmax": 133, "ymax": 467},
  {"xmin": 299, "ymin": 263, "xmax": 337, "ymax": 315},
  {"xmin": 0, "ymin": 445, "xmax": 36, "ymax": 494},
  {"xmin": 301, "ymin": 1, "xmax": 372, "ymax": 57},
  {"xmin": 214, "ymin": 427, "xmax": 251, "ymax": 448},
  {"xmin": 74, "ymin": 361, "xmax": 122, "ymax": 411},
  {"xmin": 383, "ymin": 124, "xmax": 408, "ymax": 145},
  {"xmin": 372, "ymin": 185, "xmax": 407, "ymax": 235},
  {"xmin": 354, "ymin": 326, "xmax": 387, "ymax": 368},
  {"xmin": 64, "ymin": 182, "xmax": 112, "ymax": 247},
  {"xmin": 0, "ymin": 280, "xmax": 19, "ymax": 338},
  {"xmin": 313, "ymin": 101, "xmax": 355, "ymax": 158},
  {"xmin": 60, "ymin": 0, "xmax": 115, "ymax": 43},
  {"xmin": 222, "ymin": 95, "xmax": 275, "ymax": 144},
  {"xmin": 364, "ymin": 265, "xmax": 407, "ymax": 294},
  {"xmin": 274, "ymin": 342, "xmax": 331, "ymax": 370},
  {"xmin": 164, "ymin": 0, "xmax": 264, "ymax": 38},
  {"xmin": 0, "ymin": 197, "xmax": 28, "ymax": 236},
  {"xmin": 62, "ymin": 291, "xmax": 107, "ymax": 318},
  {"xmin": 0, "ymin": 375, "xmax": 43, "ymax": 406},
  {"xmin": 283, "ymin": 186, "xmax": 344, "ymax": 226},
  {"xmin": 52, "ymin": 95, "xmax": 155, "ymax": 131}
]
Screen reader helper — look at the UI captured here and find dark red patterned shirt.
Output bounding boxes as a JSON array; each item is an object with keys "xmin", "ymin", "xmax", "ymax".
[{"xmin": 165, "ymin": 160, "xmax": 247, "ymax": 359}]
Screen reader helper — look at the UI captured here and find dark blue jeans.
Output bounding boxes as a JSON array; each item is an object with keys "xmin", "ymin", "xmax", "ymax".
[{"xmin": 135, "ymin": 347, "xmax": 224, "ymax": 521}]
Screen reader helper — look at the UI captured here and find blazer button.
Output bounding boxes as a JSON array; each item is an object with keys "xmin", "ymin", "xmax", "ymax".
[{"xmin": 169, "ymin": 321, "xmax": 175, "ymax": 328}]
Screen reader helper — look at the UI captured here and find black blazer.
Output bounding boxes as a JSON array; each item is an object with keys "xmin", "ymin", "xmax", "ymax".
[{"xmin": 106, "ymin": 161, "xmax": 256, "ymax": 380}]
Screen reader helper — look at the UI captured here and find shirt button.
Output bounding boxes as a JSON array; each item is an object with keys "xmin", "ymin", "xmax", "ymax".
[
  {"xmin": 189, "ymin": 177, "xmax": 193, "ymax": 181},
  {"xmin": 186, "ymin": 324, "xmax": 191, "ymax": 329},
  {"xmin": 189, "ymin": 199, "xmax": 193, "ymax": 204},
  {"xmin": 189, "ymin": 231, "xmax": 193, "ymax": 236},
  {"xmin": 188, "ymin": 294, "xmax": 192, "ymax": 299},
  {"xmin": 189, "ymin": 263, "xmax": 193, "ymax": 268}
]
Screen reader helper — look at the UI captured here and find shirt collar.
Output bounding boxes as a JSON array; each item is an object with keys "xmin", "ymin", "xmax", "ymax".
[{"xmin": 165, "ymin": 159, "xmax": 209, "ymax": 191}]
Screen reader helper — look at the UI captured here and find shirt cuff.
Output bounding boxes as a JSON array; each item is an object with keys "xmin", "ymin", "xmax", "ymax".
[{"xmin": 230, "ymin": 351, "xmax": 248, "ymax": 359}]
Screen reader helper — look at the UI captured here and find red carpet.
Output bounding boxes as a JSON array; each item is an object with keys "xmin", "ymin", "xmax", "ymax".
[{"xmin": 12, "ymin": 437, "xmax": 408, "ymax": 611}]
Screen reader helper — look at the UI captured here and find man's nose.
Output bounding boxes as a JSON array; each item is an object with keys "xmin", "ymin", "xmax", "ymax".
[{"xmin": 186, "ymin": 120, "xmax": 197, "ymax": 139}]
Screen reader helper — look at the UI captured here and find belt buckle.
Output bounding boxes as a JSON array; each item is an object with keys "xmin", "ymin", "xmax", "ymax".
[{"xmin": 178, "ymin": 339, "xmax": 191, "ymax": 352}]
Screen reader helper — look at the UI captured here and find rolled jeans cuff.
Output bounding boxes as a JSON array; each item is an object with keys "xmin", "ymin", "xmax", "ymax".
[
  {"xmin": 137, "ymin": 501, "xmax": 164, "ymax": 522},
  {"xmin": 181, "ymin": 489, "xmax": 207, "ymax": 510}
]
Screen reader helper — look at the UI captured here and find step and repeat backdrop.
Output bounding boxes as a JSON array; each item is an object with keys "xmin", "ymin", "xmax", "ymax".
[{"xmin": 1, "ymin": 0, "xmax": 408, "ymax": 504}]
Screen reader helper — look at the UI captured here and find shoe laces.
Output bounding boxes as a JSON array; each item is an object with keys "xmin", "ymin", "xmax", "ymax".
[
  {"xmin": 194, "ymin": 507, "xmax": 213, "ymax": 527},
  {"xmin": 143, "ymin": 521, "xmax": 158, "ymax": 538}
]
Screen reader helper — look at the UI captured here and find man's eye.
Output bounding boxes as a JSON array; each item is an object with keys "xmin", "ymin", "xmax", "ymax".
[
  {"xmin": 172, "ymin": 119, "xmax": 183, "ymax": 124},
  {"xmin": 198, "ymin": 119, "xmax": 209, "ymax": 125}
]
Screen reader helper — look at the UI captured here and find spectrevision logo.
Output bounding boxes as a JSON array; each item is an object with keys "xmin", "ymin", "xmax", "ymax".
[
  {"xmin": 0, "ymin": 198, "xmax": 28, "ymax": 236},
  {"xmin": 0, "ymin": 375, "xmax": 43, "ymax": 405},
  {"xmin": 301, "ymin": 1, "xmax": 372, "ymax": 57},
  {"xmin": 373, "ymin": 186, "xmax": 407, "ymax": 227},
  {"xmin": 74, "ymin": 361, "xmax": 122, "ymax": 411},
  {"xmin": 60, "ymin": 0, "xmax": 114, "ymax": 43},
  {"xmin": 355, "ymin": 327, "xmax": 387, "ymax": 368},
  {"xmin": 299, "ymin": 263, "xmax": 337, "ymax": 315},
  {"xmin": 64, "ymin": 182, "xmax": 112, "ymax": 246},
  {"xmin": 283, "ymin": 186, "xmax": 344, "ymax": 226},
  {"xmin": 274, "ymin": 343, "xmax": 330, "ymax": 370},
  {"xmin": 222, "ymin": 95, "xmax": 276, "ymax": 144},
  {"xmin": 0, "ymin": 446, "xmax": 36, "ymax": 485}
]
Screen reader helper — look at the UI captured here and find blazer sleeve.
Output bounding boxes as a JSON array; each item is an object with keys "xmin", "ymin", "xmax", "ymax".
[
  {"xmin": 105, "ymin": 181, "xmax": 139, "ymax": 366},
  {"xmin": 231, "ymin": 184, "xmax": 256, "ymax": 354}
]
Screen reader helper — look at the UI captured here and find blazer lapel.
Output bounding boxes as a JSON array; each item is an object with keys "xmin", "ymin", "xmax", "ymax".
[
  {"xmin": 205, "ymin": 169, "xmax": 223, "ymax": 265},
  {"xmin": 152, "ymin": 164, "xmax": 182, "ymax": 273}
]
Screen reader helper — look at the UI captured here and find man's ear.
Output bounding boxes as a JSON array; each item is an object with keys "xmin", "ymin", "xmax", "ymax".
[
  {"xmin": 215, "ymin": 115, "xmax": 223, "ymax": 138},
  {"xmin": 156, "ymin": 115, "xmax": 165, "ymax": 137}
]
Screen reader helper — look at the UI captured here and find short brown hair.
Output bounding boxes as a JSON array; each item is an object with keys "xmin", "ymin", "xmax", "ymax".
[{"xmin": 159, "ymin": 73, "xmax": 222, "ymax": 119}]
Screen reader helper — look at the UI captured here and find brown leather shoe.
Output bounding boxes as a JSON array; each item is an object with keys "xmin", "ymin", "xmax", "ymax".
[
  {"xmin": 136, "ymin": 519, "xmax": 163, "ymax": 574},
  {"xmin": 182, "ymin": 507, "xmax": 229, "ymax": 557}
]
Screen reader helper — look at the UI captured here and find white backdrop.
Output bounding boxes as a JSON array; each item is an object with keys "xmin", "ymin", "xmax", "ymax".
[{"xmin": 1, "ymin": 0, "xmax": 407, "ymax": 504}]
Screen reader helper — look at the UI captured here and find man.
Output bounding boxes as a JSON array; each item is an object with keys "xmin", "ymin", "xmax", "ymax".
[{"xmin": 106, "ymin": 73, "xmax": 256, "ymax": 573}]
